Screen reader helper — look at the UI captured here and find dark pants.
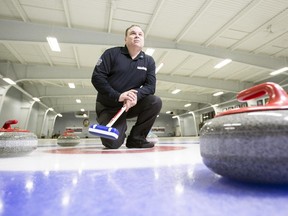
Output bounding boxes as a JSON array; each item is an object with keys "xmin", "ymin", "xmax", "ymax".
[{"xmin": 96, "ymin": 95, "xmax": 162, "ymax": 149}]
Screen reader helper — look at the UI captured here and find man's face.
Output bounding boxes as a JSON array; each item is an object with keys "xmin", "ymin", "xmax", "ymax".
[{"xmin": 125, "ymin": 26, "xmax": 144, "ymax": 48}]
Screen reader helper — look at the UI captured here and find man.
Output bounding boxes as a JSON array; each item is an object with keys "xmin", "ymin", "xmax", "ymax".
[{"xmin": 91, "ymin": 25, "xmax": 162, "ymax": 149}]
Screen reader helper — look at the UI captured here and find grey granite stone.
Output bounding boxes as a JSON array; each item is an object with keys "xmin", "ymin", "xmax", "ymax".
[
  {"xmin": 200, "ymin": 110, "xmax": 288, "ymax": 184},
  {"xmin": 57, "ymin": 134, "xmax": 80, "ymax": 146},
  {"xmin": 0, "ymin": 132, "xmax": 38, "ymax": 157}
]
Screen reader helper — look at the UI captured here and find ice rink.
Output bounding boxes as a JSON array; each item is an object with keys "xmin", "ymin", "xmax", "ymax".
[{"xmin": 1, "ymin": 137, "xmax": 288, "ymax": 216}]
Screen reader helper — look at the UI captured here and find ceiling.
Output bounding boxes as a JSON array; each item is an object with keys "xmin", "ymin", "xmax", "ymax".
[{"xmin": 0, "ymin": 0, "xmax": 288, "ymax": 116}]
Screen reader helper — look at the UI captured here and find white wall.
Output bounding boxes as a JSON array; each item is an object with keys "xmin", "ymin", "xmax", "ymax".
[
  {"xmin": 0, "ymin": 85, "xmax": 57, "ymax": 138},
  {"xmin": 54, "ymin": 111, "xmax": 176, "ymax": 138},
  {"xmin": 0, "ymin": 87, "xmax": 23, "ymax": 127},
  {"xmin": 2, "ymin": 85, "xmax": 253, "ymax": 139}
]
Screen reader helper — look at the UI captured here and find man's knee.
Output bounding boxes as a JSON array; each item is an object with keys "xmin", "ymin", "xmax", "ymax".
[
  {"xmin": 100, "ymin": 130, "xmax": 126, "ymax": 149},
  {"xmin": 101, "ymin": 138, "xmax": 123, "ymax": 149},
  {"xmin": 149, "ymin": 95, "xmax": 162, "ymax": 112}
]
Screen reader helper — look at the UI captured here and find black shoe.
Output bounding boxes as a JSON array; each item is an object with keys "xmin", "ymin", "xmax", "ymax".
[{"xmin": 126, "ymin": 141, "xmax": 155, "ymax": 148}]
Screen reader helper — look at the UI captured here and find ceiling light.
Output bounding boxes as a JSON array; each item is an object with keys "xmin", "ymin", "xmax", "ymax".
[
  {"xmin": 270, "ymin": 67, "xmax": 288, "ymax": 76},
  {"xmin": 213, "ymin": 91, "xmax": 224, "ymax": 96},
  {"xmin": 171, "ymin": 89, "xmax": 181, "ymax": 94},
  {"xmin": 80, "ymin": 108, "xmax": 85, "ymax": 112},
  {"xmin": 68, "ymin": 83, "xmax": 75, "ymax": 88},
  {"xmin": 214, "ymin": 59, "xmax": 232, "ymax": 69},
  {"xmin": 184, "ymin": 103, "xmax": 191, "ymax": 107},
  {"xmin": 76, "ymin": 99, "xmax": 81, "ymax": 103},
  {"xmin": 156, "ymin": 63, "xmax": 164, "ymax": 74},
  {"xmin": 3, "ymin": 78, "xmax": 16, "ymax": 85},
  {"xmin": 46, "ymin": 36, "xmax": 61, "ymax": 52},
  {"xmin": 33, "ymin": 97, "xmax": 40, "ymax": 102},
  {"xmin": 145, "ymin": 48, "xmax": 155, "ymax": 56}
]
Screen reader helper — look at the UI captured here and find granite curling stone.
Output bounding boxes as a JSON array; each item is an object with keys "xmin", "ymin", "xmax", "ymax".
[
  {"xmin": 57, "ymin": 129, "xmax": 80, "ymax": 146},
  {"xmin": 0, "ymin": 119, "xmax": 38, "ymax": 157},
  {"xmin": 200, "ymin": 82, "xmax": 288, "ymax": 184}
]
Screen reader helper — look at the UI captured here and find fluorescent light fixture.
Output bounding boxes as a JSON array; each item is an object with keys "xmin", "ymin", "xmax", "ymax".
[
  {"xmin": 214, "ymin": 59, "xmax": 232, "ymax": 69},
  {"xmin": 211, "ymin": 104, "xmax": 219, "ymax": 107},
  {"xmin": 3, "ymin": 78, "xmax": 16, "ymax": 85},
  {"xmin": 33, "ymin": 97, "xmax": 40, "ymax": 102},
  {"xmin": 270, "ymin": 67, "xmax": 288, "ymax": 76},
  {"xmin": 184, "ymin": 103, "xmax": 191, "ymax": 107},
  {"xmin": 213, "ymin": 91, "xmax": 224, "ymax": 96},
  {"xmin": 46, "ymin": 36, "xmax": 61, "ymax": 52},
  {"xmin": 166, "ymin": 111, "xmax": 171, "ymax": 114},
  {"xmin": 76, "ymin": 99, "xmax": 81, "ymax": 103},
  {"xmin": 80, "ymin": 108, "xmax": 85, "ymax": 112},
  {"xmin": 57, "ymin": 113, "xmax": 63, "ymax": 117},
  {"xmin": 145, "ymin": 48, "xmax": 155, "ymax": 56},
  {"xmin": 68, "ymin": 83, "xmax": 75, "ymax": 88},
  {"xmin": 171, "ymin": 89, "xmax": 181, "ymax": 94},
  {"xmin": 156, "ymin": 63, "xmax": 164, "ymax": 74}
]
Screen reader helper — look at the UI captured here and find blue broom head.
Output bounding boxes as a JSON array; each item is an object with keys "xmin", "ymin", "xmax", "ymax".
[{"xmin": 88, "ymin": 124, "xmax": 119, "ymax": 140}]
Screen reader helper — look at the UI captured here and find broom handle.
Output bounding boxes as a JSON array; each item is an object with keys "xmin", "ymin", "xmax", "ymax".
[{"xmin": 106, "ymin": 106, "xmax": 126, "ymax": 127}]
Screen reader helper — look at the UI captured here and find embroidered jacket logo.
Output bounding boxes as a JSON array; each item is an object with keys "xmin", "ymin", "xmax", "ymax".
[{"xmin": 137, "ymin": 66, "xmax": 147, "ymax": 71}]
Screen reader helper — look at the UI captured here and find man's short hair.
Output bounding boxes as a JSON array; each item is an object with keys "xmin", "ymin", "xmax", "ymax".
[{"xmin": 125, "ymin": 25, "xmax": 143, "ymax": 37}]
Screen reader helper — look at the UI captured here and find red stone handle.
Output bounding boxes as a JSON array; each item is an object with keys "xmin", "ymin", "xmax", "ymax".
[
  {"xmin": 0, "ymin": 120, "xmax": 29, "ymax": 132},
  {"xmin": 237, "ymin": 82, "xmax": 288, "ymax": 106},
  {"xmin": 2, "ymin": 120, "xmax": 18, "ymax": 129},
  {"xmin": 216, "ymin": 82, "xmax": 288, "ymax": 117}
]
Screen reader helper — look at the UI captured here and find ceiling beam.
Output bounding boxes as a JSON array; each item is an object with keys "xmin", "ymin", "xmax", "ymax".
[
  {"xmin": 0, "ymin": 62, "xmax": 252, "ymax": 93},
  {"xmin": 156, "ymin": 90, "xmax": 219, "ymax": 104},
  {"xmin": 157, "ymin": 74, "xmax": 252, "ymax": 92},
  {"xmin": 0, "ymin": 19, "xmax": 287, "ymax": 70},
  {"xmin": 21, "ymin": 84, "xmax": 219, "ymax": 106}
]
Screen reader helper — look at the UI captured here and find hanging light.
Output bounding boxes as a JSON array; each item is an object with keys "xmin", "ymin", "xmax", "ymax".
[
  {"xmin": 214, "ymin": 59, "xmax": 232, "ymax": 69},
  {"xmin": 270, "ymin": 67, "xmax": 288, "ymax": 76},
  {"xmin": 171, "ymin": 89, "xmax": 181, "ymax": 94},
  {"xmin": 2, "ymin": 78, "xmax": 16, "ymax": 85},
  {"xmin": 46, "ymin": 36, "xmax": 61, "ymax": 52},
  {"xmin": 156, "ymin": 63, "xmax": 164, "ymax": 74},
  {"xmin": 68, "ymin": 83, "xmax": 75, "ymax": 88},
  {"xmin": 213, "ymin": 91, "xmax": 224, "ymax": 96}
]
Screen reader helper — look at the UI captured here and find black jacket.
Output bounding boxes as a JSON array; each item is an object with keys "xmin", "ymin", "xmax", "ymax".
[{"xmin": 91, "ymin": 46, "xmax": 156, "ymax": 107}]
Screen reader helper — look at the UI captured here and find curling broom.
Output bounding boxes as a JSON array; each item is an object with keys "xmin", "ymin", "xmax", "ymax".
[{"xmin": 88, "ymin": 106, "xmax": 126, "ymax": 140}]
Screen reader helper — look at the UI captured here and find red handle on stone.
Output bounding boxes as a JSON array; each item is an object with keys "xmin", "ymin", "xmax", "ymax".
[
  {"xmin": 0, "ymin": 120, "xmax": 29, "ymax": 132},
  {"xmin": 237, "ymin": 82, "xmax": 288, "ymax": 106},
  {"xmin": 2, "ymin": 120, "xmax": 18, "ymax": 129},
  {"xmin": 216, "ymin": 82, "xmax": 288, "ymax": 117}
]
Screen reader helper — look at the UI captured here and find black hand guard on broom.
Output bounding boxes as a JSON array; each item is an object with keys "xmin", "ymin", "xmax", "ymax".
[{"xmin": 88, "ymin": 106, "xmax": 126, "ymax": 140}]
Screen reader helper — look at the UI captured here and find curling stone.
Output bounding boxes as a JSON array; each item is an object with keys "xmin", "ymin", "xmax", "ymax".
[
  {"xmin": 0, "ymin": 120, "xmax": 38, "ymax": 157},
  {"xmin": 57, "ymin": 129, "xmax": 80, "ymax": 146},
  {"xmin": 200, "ymin": 82, "xmax": 288, "ymax": 184}
]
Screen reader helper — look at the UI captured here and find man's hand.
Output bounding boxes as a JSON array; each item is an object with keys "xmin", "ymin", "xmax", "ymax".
[
  {"xmin": 124, "ymin": 98, "xmax": 137, "ymax": 112},
  {"xmin": 119, "ymin": 90, "xmax": 137, "ymax": 103},
  {"xmin": 119, "ymin": 90, "xmax": 138, "ymax": 112}
]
